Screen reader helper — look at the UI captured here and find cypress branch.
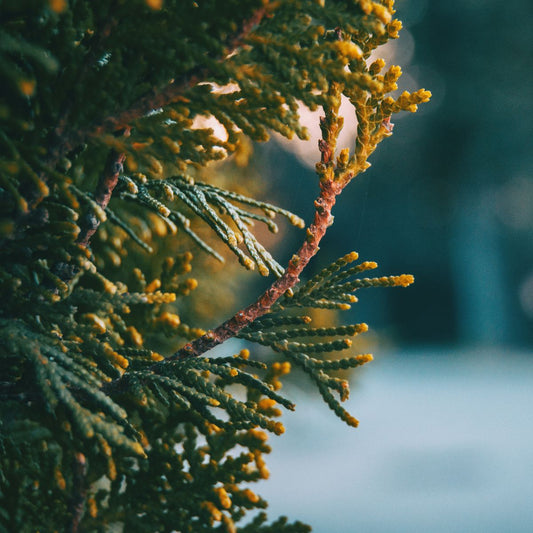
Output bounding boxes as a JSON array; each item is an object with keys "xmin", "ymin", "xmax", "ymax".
[{"xmin": 0, "ymin": 1, "xmax": 430, "ymax": 530}]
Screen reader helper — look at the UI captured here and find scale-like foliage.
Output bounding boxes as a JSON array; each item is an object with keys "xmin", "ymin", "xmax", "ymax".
[
  {"xmin": 0, "ymin": 1, "xmax": 429, "ymax": 531},
  {"xmin": 239, "ymin": 252, "xmax": 414, "ymax": 427}
]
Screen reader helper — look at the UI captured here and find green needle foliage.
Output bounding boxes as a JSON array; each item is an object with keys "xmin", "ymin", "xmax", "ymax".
[{"xmin": 0, "ymin": 0, "xmax": 430, "ymax": 531}]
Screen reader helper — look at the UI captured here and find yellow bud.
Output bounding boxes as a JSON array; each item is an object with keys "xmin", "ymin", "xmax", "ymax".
[
  {"xmin": 49, "ymin": 0, "xmax": 67, "ymax": 14},
  {"xmin": 373, "ymin": 4, "xmax": 392, "ymax": 24},
  {"xmin": 151, "ymin": 215, "xmax": 168, "ymax": 236},
  {"xmin": 358, "ymin": 354, "xmax": 374, "ymax": 364},
  {"xmin": 158, "ymin": 204, "xmax": 171, "ymax": 217},
  {"xmin": 248, "ymin": 428, "xmax": 268, "ymax": 442},
  {"xmin": 88, "ymin": 497, "xmax": 98, "ymax": 518},
  {"xmin": 93, "ymin": 203, "xmax": 107, "ymax": 223},
  {"xmin": 393, "ymin": 274, "xmax": 414, "ymax": 287},
  {"xmin": 334, "ymin": 41, "xmax": 363, "ymax": 60},
  {"xmin": 414, "ymin": 88, "xmax": 432, "ymax": 103},
  {"xmin": 158, "ymin": 311, "xmax": 181, "ymax": 327},
  {"xmin": 161, "ymin": 135, "xmax": 181, "ymax": 154},
  {"xmin": 186, "ymin": 278, "xmax": 198, "ymax": 290},
  {"xmin": 242, "ymin": 488, "xmax": 260, "ymax": 503},
  {"xmin": 215, "ymin": 487, "xmax": 232, "ymax": 509},
  {"xmin": 258, "ymin": 264, "xmax": 269, "ymax": 276},
  {"xmin": 258, "ymin": 398, "xmax": 276, "ymax": 410},
  {"xmin": 145, "ymin": 278, "xmax": 161, "ymax": 293},
  {"xmin": 201, "ymin": 501, "xmax": 222, "ymax": 522},
  {"xmin": 108, "ymin": 458, "xmax": 117, "ymax": 480},
  {"xmin": 132, "ymin": 442, "xmax": 147, "ymax": 457},
  {"xmin": 242, "ymin": 257, "xmax": 254, "ymax": 270},
  {"xmin": 145, "ymin": 0, "xmax": 163, "ymax": 9},
  {"xmin": 280, "ymin": 361, "xmax": 291, "ymax": 374},
  {"xmin": 110, "ymin": 351, "xmax": 129, "ymax": 370},
  {"xmin": 163, "ymin": 183, "xmax": 174, "ymax": 201},
  {"xmin": 82, "ymin": 313, "xmax": 106, "ymax": 334},
  {"xmin": 369, "ymin": 58, "xmax": 386, "ymax": 75},
  {"xmin": 127, "ymin": 326, "xmax": 143, "ymax": 347},
  {"xmin": 273, "ymin": 421, "xmax": 285, "ymax": 435},
  {"xmin": 54, "ymin": 468, "xmax": 66, "ymax": 490},
  {"xmin": 151, "ymin": 351, "xmax": 164, "ymax": 361},
  {"xmin": 388, "ymin": 19, "xmax": 403, "ymax": 39},
  {"xmin": 131, "ymin": 142, "xmax": 152, "ymax": 152},
  {"xmin": 126, "ymin": 180, "xmax": 138, "ymax": 193},
  {"xmin": 337, "ymin": 147, "xmax": 350, "ymax": 168},
  {"xmin": 345, "ymin": 414, "xmax": 359, "ymax": 428},
  {"xmin": 18, "ymin": 79, "xmax": 36, "ymax": 97},
  {"xmin": 360, "ymin": 0, "xmax": 372, "ymax": 14}
]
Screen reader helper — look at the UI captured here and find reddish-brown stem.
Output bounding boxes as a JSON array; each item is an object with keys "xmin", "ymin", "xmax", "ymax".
[
  {"xmin": 52, "ymin": 7, "xmax": 267, "ymax": 162},
  {"xmin": 50, "ymin": 149, "xmax": 125, "ymax": 286},
  {"xmin": 44, "ymin": 7, "xmax": 267, "ymax": 289},
  {"xmin": 76, "ymin": 149, "xmax": 126, "ymax": 248},
  {"xmin": 66, "ymin": 452, "xmax": 87, "ymax": 533},
  {"xmin": 27, "ymin": 136, "xmax": 124, "ymax": 249},
  {"xmin": 166, "ymin": 177, "xmax": 346, "ymax": 362}
]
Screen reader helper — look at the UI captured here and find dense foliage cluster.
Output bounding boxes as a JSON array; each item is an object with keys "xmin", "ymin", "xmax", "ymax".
[{"xmin": 0, "ymin": 0, "xmax": 429, "ymax": 531}]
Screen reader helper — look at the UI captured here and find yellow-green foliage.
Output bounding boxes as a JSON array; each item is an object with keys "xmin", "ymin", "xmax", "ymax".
[{"xmin": 0, "ymin": 1, "xmax": 429, "ymax": 531}]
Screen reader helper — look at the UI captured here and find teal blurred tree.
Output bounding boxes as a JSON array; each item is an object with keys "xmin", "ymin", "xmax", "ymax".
[{"xmin": 0, "ymin": 1, "xmax": 429, "ymax": 531}]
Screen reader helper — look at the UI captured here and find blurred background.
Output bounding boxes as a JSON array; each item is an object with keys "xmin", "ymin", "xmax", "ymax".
[{"xmin": 244, "ymin": 1, "xmax": 533, "ymax": 531}]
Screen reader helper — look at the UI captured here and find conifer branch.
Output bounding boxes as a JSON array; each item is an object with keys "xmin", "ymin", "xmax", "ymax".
[
  {"xmin": 0, "ymin": 3, "xmax": 431, "ymax": 529},
  {"xmin": 36, "ymin": 5, "xmax": 270, "ymax": 283},
  {"xmin": 53, "ymin": 15, "xmax": 120, "ymax": 147},
  {"xmin": 170, "ymin": 177, "xmax": 346, "ymax": 361},
  {"xmin": 52, "ymin": 6, "xmax": 268, "ymax": 162},
  {"xmin": 168, "ymin": 83, "xmax": 348, "ymax": 361},
  {"xmin": 91, "ymin": 6, "xmax": 267, "ymax": 138},
  {"xmin": 48, "ymin": 146, "xmax": 127, "ymax": 288}
]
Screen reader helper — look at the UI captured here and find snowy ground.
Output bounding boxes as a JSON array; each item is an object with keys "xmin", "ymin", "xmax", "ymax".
[{"xmin": 257, "ymin": 346, "xmax": 533, "ymax": 533}]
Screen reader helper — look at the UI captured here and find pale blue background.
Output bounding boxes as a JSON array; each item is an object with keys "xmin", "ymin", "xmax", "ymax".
[{"xmin": 258, "ymin": 348, "xmax": 533, "ymax": 532}]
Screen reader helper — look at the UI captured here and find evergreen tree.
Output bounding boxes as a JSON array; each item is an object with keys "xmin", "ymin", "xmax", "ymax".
[{"xmin": 0, "ymin": 1, "xmax": 430, "ymax": 531}]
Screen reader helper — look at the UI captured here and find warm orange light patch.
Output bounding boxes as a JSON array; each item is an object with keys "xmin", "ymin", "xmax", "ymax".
[
  {"xmin": 215, "ymin": 487, "xmax": 232, "ymax": 509},
  {"xmin": 49, "ymin": 0, "xmax": 67, "ymax": 13},
  {"xmin": 145, "ymin": 0, "xmax": 163, "ymax": 9},
  {"xmin": 88, "ymin": 497, "xmax": 98, "ymax": 518},
  {"xmin": 18, "ymin": 79, "xmax": 36, "ymax": 97},
  {"xmin": 54, "ymin": 468, "xmax": 66, "ymax": 490}
]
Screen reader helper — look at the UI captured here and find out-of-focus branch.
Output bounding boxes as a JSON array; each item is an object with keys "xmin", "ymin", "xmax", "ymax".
[
  {"xmin": 50, "ymin": 7, "xmax": 268, "ymax": 163},
  {"xmin": 66, "ymin": 452, "xmax": 87, "ymax": 533}
]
